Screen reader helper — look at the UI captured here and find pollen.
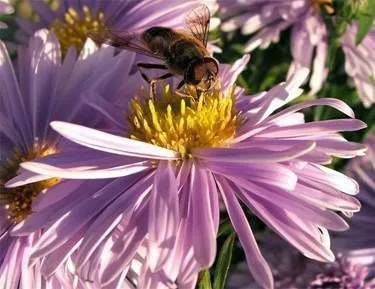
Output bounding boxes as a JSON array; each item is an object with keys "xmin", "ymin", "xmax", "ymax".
[
  {"xmin": 50, "ymin": 6, "xmax": 106, "ymax": 55},
  {"xmin": 129, "ymin": 85, "xmax": 240, "ymax": 159},
  {"xmin": 0, "ymin": 143, "xmax": 59, "ymax": 223}
]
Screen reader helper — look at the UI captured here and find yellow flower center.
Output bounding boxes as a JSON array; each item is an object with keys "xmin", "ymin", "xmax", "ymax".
[
  {"xmin": 0, "ymin": 143, "xmax": 59, "ymax": 223},
  {"xmin": 310, "ymin": 0, "xmax": 335, "ymax": 14},
  {"xmin": 50, "ymin": 6, "xmax": 106, "ymax": 55},
  {"xmin": 129, "ymin": 85, "xmax": 240, "ymax": 159}
]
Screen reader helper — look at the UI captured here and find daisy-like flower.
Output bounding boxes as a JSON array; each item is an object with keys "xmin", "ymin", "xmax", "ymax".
[
  {"xmin": 11, "ymin": 49, "xmax": 368, "ymax": 288},
  {"xmin": 219, "ymin": 0, "xmax": 332, "ymax": 94},
  {"xmin": 4, "ymin": 56, "xmax": 250, "ymax": 289},
  {"xmin": 16, "ymin": 0, "xmax": 218, "ymax": 55},
  {"xmin": 0, "ymin": 28, "xmax": 141, "ymax": 288},
  {"xmin": 341, "ymin": 23, "xmax": 375, "ymax": 107},
  {"xmin": 0, "ymin": 0, "xmax": 13, "ymax": 28},
  {"xmin": 335, "ymin": 132, "xmax": 375, "ymax": 276}
]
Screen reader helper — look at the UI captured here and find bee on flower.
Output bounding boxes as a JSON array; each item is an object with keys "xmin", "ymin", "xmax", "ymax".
[{"xmin": 8, "ymin": 50, "xmax": 368, "ymax": 288}]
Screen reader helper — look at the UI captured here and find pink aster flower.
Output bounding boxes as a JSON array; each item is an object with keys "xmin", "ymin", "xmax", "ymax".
[
  {"xmin": 0, "ymin": 0, "xmax": 13, "ymax": 28},
  {"xmin": 335, "ymin": 132, "xmax": 375, "ymax": 276},
  {"xmin": 16, "ymin": 0, "xmax": 218, "ymax": 55},
  {"xmin": 0, "ymin": 28, "xmax": 139, "ymax": 288},
  {"xmin": 12, "ymin": 50, "xmax": 367, "ymax": 289},
  {"xmin": 219, "ymin": 0, "xmax": 331, "ymax": 94},
  {"xmin": 341, "ymin": 23, "xmax": 375, "ymax": 107}
]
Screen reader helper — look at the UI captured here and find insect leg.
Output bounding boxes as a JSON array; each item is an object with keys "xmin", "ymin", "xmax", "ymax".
[
  {"xmin": 150, "ymin": 80, "xmax": 157, "ymax": 101},
  {"xmin": 137, "ymin": 63, "xmax": 168, "ymax": 70},
  {"xmin": 155, "ymin": 72, "xmax": 173, "ymax": 80},
  {"xmin": 177, "ymin": 80, "xmax": 186, "ymax": 90},
  {"xmin": 143, "ymin": 71, "xmax": 173, "ymax": 84},
  {"xmin": 137, "ymin": 63, "xmax": 169, "ymax": 83},
  {"xmin": 148, "ymin": 73, "xmax": 173, "ymax": 100}
]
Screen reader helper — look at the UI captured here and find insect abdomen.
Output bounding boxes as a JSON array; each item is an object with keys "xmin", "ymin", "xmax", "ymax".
[{"xmin": 143, "ymin": 27, "xmax": 175, "ymax": 55}]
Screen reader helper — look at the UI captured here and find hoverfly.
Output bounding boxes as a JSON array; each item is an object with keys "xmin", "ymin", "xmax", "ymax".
[{"xmin": 90, "ymin": 5, "xmax": 219, "ymax": 92}]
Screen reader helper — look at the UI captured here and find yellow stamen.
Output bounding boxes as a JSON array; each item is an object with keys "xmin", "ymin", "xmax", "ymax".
[
  {"xmin": 0, "ymin": 143, "xmax": 59, "ymax": 223},
  {"xmin": 50, "ymin": 6, "xmax": 106, "ymax": 55},
  {"xmin": 128, "ymin": 85, "xmax": 240, "ymax": 159}
]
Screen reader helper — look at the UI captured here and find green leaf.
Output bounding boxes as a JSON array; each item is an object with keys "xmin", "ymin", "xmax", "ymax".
[
  {"xmin": 327, "ymin": 38, "xmax": 340, "ymax": 70},
  {"xmin": 355, "ymin": 1, "xmax": 375, "ymax": 45},
  {"xmin": 213, "ymin": 233, "xmax": 236, "ymax": 289},
  {"xmin": 198, "ymin": 270, "xmax": 212, "ymax": 289},
  {"xmin": 218, "ymin": 220, "xmax": 233, "ymax": 238}
]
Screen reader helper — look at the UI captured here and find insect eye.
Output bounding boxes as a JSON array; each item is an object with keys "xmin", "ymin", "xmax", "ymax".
[
  {"xmin": 202, "ymin": 57, "xmax": 219, "ymax": 76},
  {"xmin": 185, "ymin": 61, "xmax": 203, "ymax": 85}
]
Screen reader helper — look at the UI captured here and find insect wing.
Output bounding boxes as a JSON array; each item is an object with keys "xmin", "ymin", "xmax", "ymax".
[
  {"xmin": 184, "ymin": 4, "xmax": 210, "ymax": 47},
  {"xmin": 88, "ymin": 28, "xmax": 165, "ymax": 60}
]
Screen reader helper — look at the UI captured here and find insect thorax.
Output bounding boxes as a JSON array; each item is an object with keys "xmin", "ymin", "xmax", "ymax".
[{"xmin": 143, "ymin": 26, "xmax": 175, "ymax": 55}]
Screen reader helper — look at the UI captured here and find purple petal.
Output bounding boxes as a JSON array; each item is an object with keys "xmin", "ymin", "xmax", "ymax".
[
  {"xmin": 189, "ymin": 163, "xmax": 216, "ymax": 267},
  {"xmin": 217, "ymin": 176, "xmax": 274, "ymax": 289},
  {"xmin": 0, "ymin": 238, "xmax": 23, "ymax": 289},
  {"xmin": 194, "ymin": 141, "xmax": 315, "ymax": 163},
  {"xmin": 26, "ymin": 178, "xmax": 135, "ymax": 260},
  {"xmin": 296, "ymin": 164, "xmax": 359, "ymax": 196},
  {"xmin": 50, "ymin": 121, "xmax": 179, "ymax": 160},
  {"xmin": 148, "ymin": 161, "xmax": 179, "ymax": 272},
  {"xmin": 266, "ymin": 98, "xmax": 355, "ymax": 123},
  {"xmin": 0, "ymin": 41, "xmax": 31, "ymax": 144},
  {"xmin": 100, "ymin": 205, "xmax": 149, "ymax": 286},
  {"xmin": 229, "ymin": 176, "xmax": 349, "ymax": 231},
  {"xmin": 5, "ymin": 169, "xmax": 53, "ymax": 188},
  {"xmin": 40, "ymin": 226, "xmax": 85, "ymax": 277},
  {"xmin": 204, "ymin": 161, "xmax": 297, "ymax": 191},
  {"xmin": 295, "ymin": 182, "xmax": 361, "ymax": 213},
  {"xmin": 73, "ymin": 173, "xmax": 153, "ymax": 272},
  {"xmin": 21, "ymin": 159, "xmax": 151, "ymax": 179},
  {"xmin": 32, "ymin": 179, "xmax": 84, "ymax": 211},
  {"xmin": 235, "ymin": 184, "xmax": 335, "ymax": 262},
  {"xmin": 11, "ymin": 179, "xmax": 111, "ymax": 235},
  {"xmin": 258, "ymin": 119, "xmax": 367, "ymax": 138},
  {"xmin": 220, "ymin": 54, "xmax": 250, "ymax": 91}
]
